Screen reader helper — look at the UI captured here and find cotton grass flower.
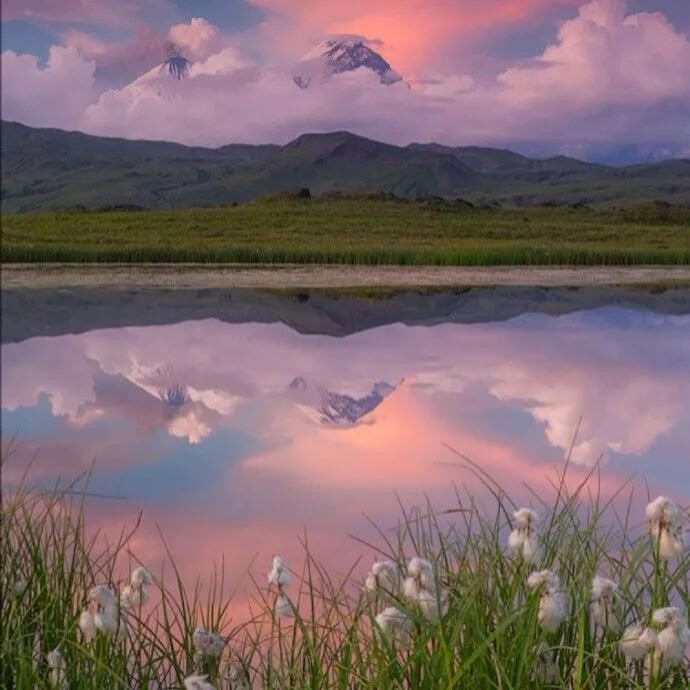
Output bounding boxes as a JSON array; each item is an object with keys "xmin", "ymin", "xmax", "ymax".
[
  {"xmin": 192, "ymin": 627, "xmax": 225, "ymax": 657},
  {"xmin": 527, "ymin": 570, "xmax": 568, "ymax": 633},
  {"xmin": 375, "ymin": 606, "xmax": 413, "ymax": 648},
  {"xmin": 120, "ymin": 566, "xmax": 153, "ymax": 609},
  {"xmin": 651, "ymin": 606, "xmax": 689, "ymax": 671},
  {"xmin": 533, "ymin": 642, "xmax": 559, "ymax": 683},
  {"xmin": 274, "ymin": 592, "xmax": 293, "ymax": 619},
  {"xmin": 88, "ymin": 584, "xmax": 117, "ymax": 608},
  {"xmin": 590, "ymin": 575, "xmax": 621, "ymax": 632},
  {"xmin": 364, "ymin": 560, "xmax": 398, "ymax": 595},
  {"xmin": 646, "ymin": 496, "xmax": 685, "ymax": 560},
  {"xmin": 619, "ymin": 624, "xmax": 657, "ymax": 660},
  {"xmin": 225, "ymin": 662, "xmax": 251, "ymax": 690},
  {"xmin": 268, "ymin": 555, "xmax": 290, "ymax": 588},
  {"xmin": 416, "ymin": 587, "xmax": 447, "ymax": 622},
  {"xmin": 87, "ymin": 583, "xmax": 127, "ymax": 639},
  {"xmin": 94, "ymin": 604, "xmax": 128, "ymax": 639},
  {"xmin": 130, "ymin": 566, "xmax": 153, "ymax": 587},
  {"xmin": 183, "ymin": 675, "xmax": 215, "ymax": 690},
  {"xmin": 47, "ymin": 648, "xmax": 68, "ymax": 690},
  {"xmin": 406, "ymin": 557, "xmax": 435, "ymax": 590},
  {"xmin": 13, "ymin": 577, "xmax": 28, "ymax": 596},
  {"xmin": 78, "ymin": 609, "xmax": 97, "ymax": 643},
  {"xmin": 402, "ymin": 557, "xmax": 433, "ymax": 600},
  {"xmin": 508, "ymin": 508, "xmax": 541, "ymax": 564},
  {"xmin": 120, "ymin": 583, "xmax": 148, "ymax": 608},
  {"xmin": 402, "ymin": 557, "xmax": 447, "ymax": 621}
]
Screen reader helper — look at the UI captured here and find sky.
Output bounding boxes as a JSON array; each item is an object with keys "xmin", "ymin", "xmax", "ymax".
[
  {"xmin": 3, "ymin": 308, "xmax": 690, "ymax": 593},
  {"xmin": 1, "ymin": 0, "xmax": 690, "ymax": 159}
]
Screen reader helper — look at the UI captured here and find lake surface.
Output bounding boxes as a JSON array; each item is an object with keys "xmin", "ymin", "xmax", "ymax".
[{"xmin": 2, "ymin": 286, "xmax": 690, "ymax": 603}]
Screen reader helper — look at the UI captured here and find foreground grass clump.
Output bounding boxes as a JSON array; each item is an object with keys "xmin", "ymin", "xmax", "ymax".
[
  {"xmin": 1, "ymin": 454, "xmax": 688, "ymax": 689},
  {"xmin": 2, "ymin": 199, "xmax": 690, "ymax": 265}
]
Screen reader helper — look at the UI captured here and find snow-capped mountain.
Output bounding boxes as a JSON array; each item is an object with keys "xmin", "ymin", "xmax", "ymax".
[
  {"xmin": 288, "ymin": 376, "xmax": 397, "ymax": 425},
  {"xmin": 292, "ymin": 39, "xmax": 403, "ymax": 89}
]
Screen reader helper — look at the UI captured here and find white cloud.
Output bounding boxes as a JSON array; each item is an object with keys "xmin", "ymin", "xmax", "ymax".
[
  {"xmin": 0, "ymin": 46, "xmax": 99, "ymax": 128},
  {"xmin": 1, "ymin": 1, "xmax": 689, "ymax": 150}
]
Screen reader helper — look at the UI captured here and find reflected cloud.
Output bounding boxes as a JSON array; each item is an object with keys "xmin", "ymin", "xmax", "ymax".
[
  {"xmin": 4, "ymin": 309, "xmax": 690, "ymax": 521},
  {"xmin": 3, "ymin": 310, "xmax": 690, "ymax": 470},
  {"xmin": 3, "ymin": 305, "xmax": 689, "ymax": 601}
]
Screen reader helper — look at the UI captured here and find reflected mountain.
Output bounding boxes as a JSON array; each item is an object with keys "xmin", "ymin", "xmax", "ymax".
[
  {"xmin": 3, "ymin": 285, "xmax": 690, "ymax": 344},
  {"xmin": 288, "ymin": 376, "xmax": 396, "ymax": 425}
]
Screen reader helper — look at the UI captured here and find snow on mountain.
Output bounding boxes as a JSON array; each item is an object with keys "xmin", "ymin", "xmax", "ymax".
[
  {"xmin": 288, "ymin": 376, "xmax": 398, "ymax": 425},
  {"xmin": 292, "ymin": 39, "xmax": 404, "ymax": 89}
]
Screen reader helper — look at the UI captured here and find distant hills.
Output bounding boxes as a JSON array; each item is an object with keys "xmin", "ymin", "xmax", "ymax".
[{"xmin": 2, "ymin": 120, "xmax": 689, "ymax": 212}]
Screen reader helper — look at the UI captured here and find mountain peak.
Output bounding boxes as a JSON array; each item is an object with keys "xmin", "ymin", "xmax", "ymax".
[
  {"xmin": 287, "ymin": 377, "xmax": 398, "ymax": 425},
  {"xmin": 293, "ymin": 39, "xmax": 403, "ymax": 89}
]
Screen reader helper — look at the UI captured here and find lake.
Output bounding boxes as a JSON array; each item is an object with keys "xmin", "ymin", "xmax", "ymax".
[{"xmin": 2, "ymin": 285, "xmax": 690, "ymax": 607}]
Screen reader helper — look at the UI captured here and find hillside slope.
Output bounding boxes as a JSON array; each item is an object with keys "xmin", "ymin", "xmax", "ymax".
[{"xmin": 2, "ymin": 121, "xmax": 689, "ymax": 211}]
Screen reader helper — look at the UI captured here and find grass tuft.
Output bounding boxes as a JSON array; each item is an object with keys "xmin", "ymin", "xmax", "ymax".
[{"xmin": 2, "ymin": 447, "xmax": 688, "ymax": 688}]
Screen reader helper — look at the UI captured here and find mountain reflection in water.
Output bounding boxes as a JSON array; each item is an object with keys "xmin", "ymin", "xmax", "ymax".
[{"xmin": 2, "ymin": 300, "xmax": 689, "ymax": 604}]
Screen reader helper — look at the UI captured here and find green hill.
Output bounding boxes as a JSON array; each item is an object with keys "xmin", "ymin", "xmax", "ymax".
[{"xmin": 2, "ymin": 120, "xmax": 689, "ymax": 212}]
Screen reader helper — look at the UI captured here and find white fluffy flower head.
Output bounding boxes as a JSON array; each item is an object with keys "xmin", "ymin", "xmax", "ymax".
[
  {"xmin": 620, "ymin": 624, "xmax": 657, "ymax": 660},
  {"xmin": 47, "ymin": 648, "xmax": 68, "ymax": 690},
  {"xmin": 527, "ymin": 570, "xmax": 567, "ymax": 632},
  {"xmin": 274, "ymin": 592, "xmax": 293, "ymax": 619},
  {"xmin": 651, "ymin": 606, "xmax": 689, "ymax": 664},
  {"xmin": 364, "ymin": 560, "xmax": 398, "ymax": 594},
  {"xmin": 527, "ymin": 569, "xmax": 559, "ymax": 591},
  {"xmin": 646, "ymin": 496, "xmax": 681, "ymax": 523},
  {"xmin": 590, "ymin": 575, "xmax": 621, "ymax": 632},
  {"xmin": 192, "ymin": 627, "xmax": 225, "ymax": 657},
  {"xmin": 268, "ymin": 555, "xmax": 290, "ymax": 588},
  {"xmin": 375, "ymin": 606, "xmax": 413, "ymax": 647},
  {"xmin": 88, "ymin": 584, "xmax": 117, "ymax": 608},
  {"xmin": 533, "ymin": 642, "xmax": 559, "ymax": 683},
  {"xmin": 646, "ymin": 496, "xmax": 686, "ymax": 560},
  {"xmin": 120, "ymin": 583, "xmax": 149, "ymax": 609},
  {"xmin": 94, "ymin": 605, "xmax": 128, "ymax": 639},
  {"xmin": 130, "ymin": 566, "xmax": 153, "ymax": 587},
  {"xmin": 78, "ymin": 609, "xmax": 97, "ymax": 643},
  {"xmin": 514, "ymin": 508, "xmax": 538, "ymax": 528},
  {"xmin": 508, "ymin": 510, "xmax": 541, "ymax": 564},
  {"xmin": 183, "ymin": 675, "xmax": 215, "ymax": 690},
  {"xmin": 47, "ymin": 648, "xmax": 66, "ymax": 670},
  {"xmin": 406, "ymin": 557, "xmax": 435, "ymax": 589}
]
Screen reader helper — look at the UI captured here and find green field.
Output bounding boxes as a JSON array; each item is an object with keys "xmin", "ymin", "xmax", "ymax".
[{"xmin": 2, "ymin": 198, "xmax": 690, "ymax": 265}]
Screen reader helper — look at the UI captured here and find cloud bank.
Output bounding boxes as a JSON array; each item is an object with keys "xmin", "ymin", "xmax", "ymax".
[{"xmin": 1, "ymin": 0, "xmax": 689, "ymax": 153}]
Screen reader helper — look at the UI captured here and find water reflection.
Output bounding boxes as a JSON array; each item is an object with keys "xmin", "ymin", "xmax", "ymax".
[{"xmin": 2, "ymin": 306, "xmax": 690, "ymax": 593}]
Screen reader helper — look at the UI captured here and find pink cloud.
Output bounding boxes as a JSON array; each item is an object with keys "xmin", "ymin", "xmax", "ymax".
[
  {"xmin": 248, "ymin": 0, "xmax": 582, "ymax": 74},
  {"xmin": 1, "ymin": 45, "xmax": 99, "ymax": 128},
  {"xmin": 2, "ymin": 1, "xmax": 689, "ymax": 148},
  {"xmin": 499, "ymin": 0, "xmax": 690, "ymax": 107},
  {"xmin": 62, "ymin": 25, "xmax": 168, "ymax": 86}
]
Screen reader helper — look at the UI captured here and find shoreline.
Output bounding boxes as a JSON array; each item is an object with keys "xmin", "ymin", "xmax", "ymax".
[{"xmin": 3, "ymin": 263, "xmax": 690, "ymax": 289}]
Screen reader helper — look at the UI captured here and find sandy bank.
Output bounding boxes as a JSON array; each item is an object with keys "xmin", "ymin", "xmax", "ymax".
[{"xmin": 3, "ymin": 263, "xmax": 690, "ymax": 289}]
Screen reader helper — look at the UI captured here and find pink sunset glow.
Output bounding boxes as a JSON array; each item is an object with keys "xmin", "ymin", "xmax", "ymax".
[{"xmin": 2, "ymin": 310, "xmax": 689, "ymax": 602}]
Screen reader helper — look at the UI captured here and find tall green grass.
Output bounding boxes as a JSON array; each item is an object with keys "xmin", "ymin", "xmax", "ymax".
[
  {"xmin": 3, "ymin": 200, "xmax": 689, "ymax": 265},
  {"xmin": 2, "ymin": 450, "xmax": 688, "ymax": 689}
]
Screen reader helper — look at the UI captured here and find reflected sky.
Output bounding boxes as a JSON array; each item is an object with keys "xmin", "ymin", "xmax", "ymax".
[{"xmin": 2, "ymin": 306, "xmax": 690, "ymax": 597}]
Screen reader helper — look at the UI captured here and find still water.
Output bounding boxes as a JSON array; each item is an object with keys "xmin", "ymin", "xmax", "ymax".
[{"xmin": 2, "ymin": 287, "xmax": 689, "ymax": 600}]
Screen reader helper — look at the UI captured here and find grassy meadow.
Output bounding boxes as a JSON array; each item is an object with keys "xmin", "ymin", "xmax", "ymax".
[
  {"xmin": 2, "ymin": 447, "xmax": 689, "ymax": 689},
  {"xmin": 2, "ymin": 198, "xmax": 690, "ymax": 265}
]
